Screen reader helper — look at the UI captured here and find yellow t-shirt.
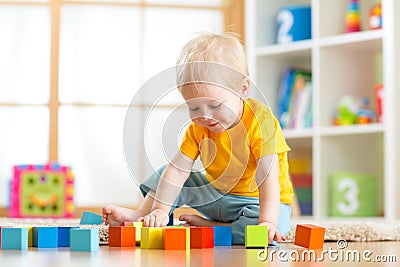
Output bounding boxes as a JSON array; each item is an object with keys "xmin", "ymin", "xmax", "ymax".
[{"xmin": 179, "ymin": 98, "xmax": 294, "ymax": 204}]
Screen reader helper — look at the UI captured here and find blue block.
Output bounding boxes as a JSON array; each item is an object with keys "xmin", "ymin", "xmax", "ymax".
[
  {"xmin": 80, "ymin": 212, "xmax": 103, "ymax": 225},
  {"xmin": 32, "ymin": 227, "xmax": 58, "ymax": 248},
  {"xmin": 58, "ymin": 226, "xmax": 79, "ymax": 247},
  {"xmin": 70, "ymin": 228, "xmax": 99, "ymax": 252},
  {"xmin": 1, "ymin": 227, "xmax": 28, "ymax": 250},
  {"xmin": 213, "ymin": 226, "xmax": 232, "ymax": 246},
  {"xmin": 277, "ymin": 5, "xmax": 312, "ymax": 44}
]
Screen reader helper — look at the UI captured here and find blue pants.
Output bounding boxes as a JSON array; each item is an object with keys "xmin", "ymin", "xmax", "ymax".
[{"xmin": 139, "ymin": 165, "xmax": 291, "ymax": 245}]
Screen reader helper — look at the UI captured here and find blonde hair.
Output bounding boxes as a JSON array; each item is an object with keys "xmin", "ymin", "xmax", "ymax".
[{"xmin": 176, "ymin": 33, "xmax": 248, "ymax": 93}]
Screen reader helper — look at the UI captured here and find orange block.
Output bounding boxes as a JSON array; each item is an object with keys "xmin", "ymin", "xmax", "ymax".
[
  {"xmin": 108, "ymin": 226, "xmax": 136, "ymax": 247},
  {"xmin": 163, "ymin": 228, "xmax": 190, "ymax": 250},
  {"xmin": 190, "ymin": 227, "xmax": 214, "ymax": 249},
  {"xmin": 294, "ymin": 224, "xmax": 325, "ymax": 249}
]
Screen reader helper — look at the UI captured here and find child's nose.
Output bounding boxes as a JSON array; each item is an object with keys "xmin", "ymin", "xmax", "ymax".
[{"xmin": 199, "ymin": 109, "xmax": 212, "ymax": 120}]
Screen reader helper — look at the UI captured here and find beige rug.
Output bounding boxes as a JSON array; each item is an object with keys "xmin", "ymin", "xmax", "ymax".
[
  {"xmin": 286, "ymin": 220, "xmax": 400, "ymax": 242},
  {"xmin": 1, "ymin": 218, "xmax": 400, "ymax": 244}
]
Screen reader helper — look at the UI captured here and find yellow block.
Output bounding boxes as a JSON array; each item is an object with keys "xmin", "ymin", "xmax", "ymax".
[
  {"xmin": 27, "ymin": 226, "xmax": 33, "ymax": 247},
  {"xmin": 132, "ymin": 222, "xmax": 144, "ymax": 243},
  {"xmin": 140, "ymin": 227, "xmax": 163, "ymax": 249}
]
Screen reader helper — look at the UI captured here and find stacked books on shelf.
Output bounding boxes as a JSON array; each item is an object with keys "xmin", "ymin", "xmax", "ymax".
[
  {"xmin": 289, "ymin": 156, "xmax": 313, "ymax": 215},
  {"xmin": 278, "ymin": 68, "xmax": 312, "ymax": 129}
]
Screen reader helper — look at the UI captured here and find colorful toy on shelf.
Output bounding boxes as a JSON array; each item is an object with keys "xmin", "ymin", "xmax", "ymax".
[
  {"xmin": 333, "ymin": 95, "xmax": 375, "ymax": 125},
  {"xmin": 333, "ymin": 95, "xmax": 358, "ymax": 125},
  {"xmin": 346, "ymin": 0, "xmax": 361, "ymax": 33},
  {"xmin": 356, "ymin": 97, "xmax": 375, "ymax": 124},
  {"xmin": 369, "ymin": 3, "xmax": 382, "ymax": 30},
  {"xmin": 375, "ymin": 84, "xmax": 384, "ymax": 122},
  {"xmin": 9, "ymin": 163, "xmax": 74, "ymax": 218},
  {"xmin": 276, "ymin": 5, "xmax": 311, "ymax": 44}
]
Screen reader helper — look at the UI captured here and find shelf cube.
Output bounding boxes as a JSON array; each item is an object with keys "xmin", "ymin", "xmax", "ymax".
[
  {"xmin": 109, "ymin": 226, "xmax": 136, "ymax": 247},
  {"xmin": 80, "ymin": 211, "xmax": 103, "ymax": 225},
  {"xmin": 294, "ymin": 224, "xmax": 325, "ymax": 249},
  {"xmin": 190, "ymin": 227, "xmax": 214, "ymax": 249},
  {"xmin": 58, "ymin": 226, "xmax": 79, "ymax": 247},
  {"xmin": 213, "ymin": 226, "xmax": 232, "ymax": 246},
  {"xmin": 245, "ymin": 225, "xmax": 269, "ymax": 248},
  {"xmin": 163, "ymin": 227, "xmax": 190, "ymax": 250},
  {"xmin": 140, "ymin": 227, "xmax": 163, "ymax": 249},
  {"xmin": 70, "ymin": 228, "xmax": 99, "ymax": 252},
  {"xmin": 330, "ymin": 172, "xmax": 377, "ymax": 216},
  {"xmin": 1, "ymin": 227, "xmax": 28, "ymax": 250},
  {"xmin": 32, "ymin": 226, "xmax": 58, "ymax": 248}
]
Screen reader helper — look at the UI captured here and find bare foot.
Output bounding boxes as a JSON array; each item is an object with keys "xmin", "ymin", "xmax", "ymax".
[
  {"xmin": 102, "ymin": 205, "xmax": 145, "ymax": 226},
  {"xmin": 179, "ymin": 214, "xmax": 230, "ymax": 227}
]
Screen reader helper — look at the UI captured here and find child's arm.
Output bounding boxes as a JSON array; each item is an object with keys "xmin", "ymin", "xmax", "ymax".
[
  {"xmin": 141, "ymin": 151, "xmax": 194, "ymax": 227},
  {"xmin": 255, "ymin": 154, "xmax": 286, "ymax": 244}
]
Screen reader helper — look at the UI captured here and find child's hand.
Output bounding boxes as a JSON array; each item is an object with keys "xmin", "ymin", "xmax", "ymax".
[
  {"xmin": 258, "ymin": 221, "xmax": 286, "ymax": 244},
  {"xmin": 138, "ymin": 209, "xmax": 169, "ymax": 227}
]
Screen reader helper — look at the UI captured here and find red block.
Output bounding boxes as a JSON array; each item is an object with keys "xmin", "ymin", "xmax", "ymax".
[
  {"xmin": 108, "ymin": 226, "xmax": 136, "ymax": 247},
  {"xmin": 190, "ymin": 227, "xmax": 214, "ymax": 249},
  {"xmin": 163, "ymin": 228, "xmax": 189, "ymax": 250},
  {"xmin": 294, "ymin": 224, "xmax": 325, "ymax": 249}
]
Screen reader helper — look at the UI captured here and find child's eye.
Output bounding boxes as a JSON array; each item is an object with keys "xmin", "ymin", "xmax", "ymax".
[
  {"xmin": 210, "ymin": 103, "xmax": 223, "ymax": 109},
  {"xmin": 189, "ymin": 107, "xmax": 199, "ymax": 111}
]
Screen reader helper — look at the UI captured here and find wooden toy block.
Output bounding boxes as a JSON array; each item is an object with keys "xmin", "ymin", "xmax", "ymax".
[
  {"xmin": 121, "ymin": 221, "xmax": 143, "ymax": 244},
  {"xmin": 132, "ymin": 222, "xmax": 143, "ymax": 244},
  {"xmin": 70, "ymin": 228, "xmax": 99, "ymax": 252},
  {"xmin": 245, "ymin": 225, "xmax": 269, "ymax": 248},
  {"xmin": 213, "ymin": 226, "xmax": 232, "ymax": 246},
  {"xmin": 294, "ymin": 224, "xmax": 325, "ymax": 249},
  {"xmin": 109, "ymin": 226, "xmax": 136, "ymax": 247},
  {"xmin": 140, "ymin": 227, "xmax": 163, "ymax": 249},
  {"xmin": 1, "ymin": 227, "xmax": 28, "ymax": 250},
  {"xmin": 190, "ymin": 227, "xmax": 214, "ymax": 249},
  {"xmin": 163, "ymin": 227, "xmax": 190, "ymax": 250},
  {"xmin": 27, "ymin": 226, "xmax": 33, "ymax": 247},
  {"xmin": 32, "ymin": 226, "xmax": 58, "ymax": 248},
  {"xmin": 80, "ymin": 211, "xmax": 103, "ymax": 225},
  {"xmin": 58, "ymin": 226, "xmax": 79, "ymax": 247}
]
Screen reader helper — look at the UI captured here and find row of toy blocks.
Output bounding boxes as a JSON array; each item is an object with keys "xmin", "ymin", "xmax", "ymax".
[
  {"xmin": 111, "ymin": 223, "xmax": 231, "ymax": 249},
  {"xmin": 0, "ymin": 226, "xmax": 99, "ymax": 252}
]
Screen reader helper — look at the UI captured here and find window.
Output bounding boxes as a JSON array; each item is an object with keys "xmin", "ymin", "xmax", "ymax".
[{"xmin": 0, "ymin": 0, "xmax": 243, "ymax": 208}]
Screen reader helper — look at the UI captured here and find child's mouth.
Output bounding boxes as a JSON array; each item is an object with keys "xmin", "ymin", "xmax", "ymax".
[{"xmin": 208, "ymin": 122, "xmax": 218, "ymax": 127}]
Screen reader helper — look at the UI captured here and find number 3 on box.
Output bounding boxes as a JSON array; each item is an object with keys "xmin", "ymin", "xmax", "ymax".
[{"xmin": 337, "ymin": 178, "xmax": 360, "ymax": 215}]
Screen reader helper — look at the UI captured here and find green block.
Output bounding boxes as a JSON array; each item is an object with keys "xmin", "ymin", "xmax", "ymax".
[
  {"xmin": 245, "ymin": 225, "xmax": 268, "ymax": 248},
  {"xmin": 330, "ymin": 172, "xmax": 377, "ymax": 216}
]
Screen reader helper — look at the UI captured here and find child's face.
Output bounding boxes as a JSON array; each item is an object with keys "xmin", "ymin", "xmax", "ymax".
[{"xmin": 181, "ymin": 85, "xmax": 244, "ymax": 133}]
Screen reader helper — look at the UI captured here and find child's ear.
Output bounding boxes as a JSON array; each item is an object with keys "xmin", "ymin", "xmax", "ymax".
[{"xmin": 240, "ymin": 78, "xmax": 250, "ymax": 98}]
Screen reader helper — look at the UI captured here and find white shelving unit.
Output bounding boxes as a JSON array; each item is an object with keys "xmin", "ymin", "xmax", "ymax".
[{"xmin": 245, "ymin": 0, "xmax": 400, "ymax": 219}]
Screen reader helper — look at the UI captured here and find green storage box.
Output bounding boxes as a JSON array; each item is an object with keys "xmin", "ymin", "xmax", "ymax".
[{"xmin": 329, "ymin": 172, "xmax": 377, "ymax": 216}]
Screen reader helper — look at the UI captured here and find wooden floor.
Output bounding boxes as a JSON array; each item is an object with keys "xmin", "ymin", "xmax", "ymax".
[{"xmin": 0, "ymin": 241, "xmax": 399, "ymax": 266}]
